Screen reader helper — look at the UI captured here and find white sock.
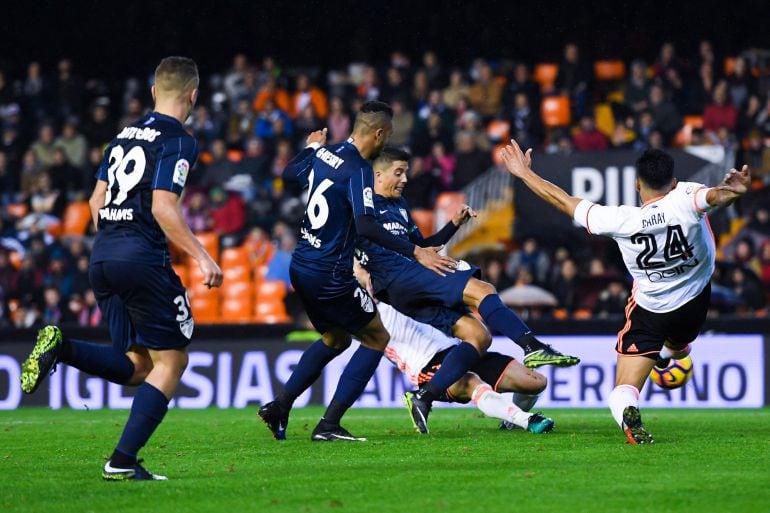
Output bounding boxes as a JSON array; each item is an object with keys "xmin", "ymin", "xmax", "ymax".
[
  {"xmin": 659, "ymin": 343, "xmax": 691, "ymax": 360},
  {"xmin": 608, "ymin": 384, "xmax": 639, "ymax": 428},
  {"xmin": 472, "ymin": 384, "xmax": 531, "ymax": 429},
  {"xmin": 512, "ymin": 392, "xmax": 539, "ymax": 412}
]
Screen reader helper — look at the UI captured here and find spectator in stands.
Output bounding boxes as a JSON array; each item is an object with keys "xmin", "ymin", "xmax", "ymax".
[
  {"xmin": 16, "ymin": 254, "xmax": 43, "ymax": 306},
  {"xmin": 624, "ymin": 60, "xmax": 650, "ymax": 115},
  {"xmin": 118, "ymin": 97, "xmax": 144, "ymax": 129},
  {"xmin": 550, "ymin": 257, "xmax": 579, "ymax": 312},
  {"xmin": 270, "ymin": 138, "xmax": 293, "ymax": 178},
  {"xmin": 83, "ymin": 103, "xmax": 114, "ymax": 148},
  {"xmin": 54, "ymin": 118, "xmax": 87, "ymax": 170},
  {"xmin": 48, "ymin": 147, "xmax": 83, "ymax": 197},
  {"xmin": 509, "ymin": 92, "xmax": 543, "ymax": 150},
  {"xmin": 652, "ymin": 42, "xmax": 681, "ymax": 81},
  {"xmin": 71, "ymin": 253, "xmax": 91, "ymax": 296},
  {"xmin": 381, "ymin": 67, "xmax": 408, "ymax": 104},
  {"xmin": 0, "ymin": 250, "xmax": 18, "ymax": 300},
  {"xmin": 483, "ymin": 257, "xmax": 514, "ymax": 291},
  {"xmin": 22, "ymin": 61, "xmax": 48, "ymax": 122},
  {"xmin": 443, "ymin": 69, "xmax": 469, "ymax": 110},
  {"xmin": 758, "ymin": 240, "xmax": 770, "ymax": 290},
  {"xmin": 573, "ymin": 114, "xmax": 609, "ymax": 151},
  {"xmin": 327, "ymin": 96, "xmax": 351, "ymax": 144},
  {"xmin": 593, "ymin": 280, "xmax": 629, "ymax": 319},
  {"xmin": 291, "ymin": 73, "xmax": 328, "ymax": 119},
  {"xmin": 182, "ymin": 191, "xmax": 211, "ymax": 233},
  {"xmin": 648, "ymin": 83, "xmax": 681, "ymax": 144},
  {"xmin": 748, "ymin": 207, "xmax": 770, "ymax": 237},
  {"xmin": 686, "ymin": 60, "xmax": 716, "ymax": 116},
  {"xmin": 737, "ymin": 96, "xmax": 764, "ymax": 141},
  {"xmin": 740, "ymin": 129, "xmax": 770, "ymax": 177},
  {"xmin": 425, "ymin": 141, "xmax": 456, "ymax": 189},
  {"xmin": 504, "ymin": 62, "xmax": 540, "ymax": 113},
  {"xmin": 402, "ymin": 156, "xmax": 440, "ymax": 210},
  {"xmin": 389, "ymin": 98, "xmax": 414, "ymax": 147},
  {"xmin": 468, "ymin": 61, "xmax": 502, "ymax": 119},
  {"xmin": 82, "ymin": 288, "xmax": 102, "ymax": 327},
  {"xmin": 191, "ymin": 105, "xmax": 218, "ymax": 149},
  {"xmin": 223, "ymin": 53, "xmax": 250, "ymax": 104},
  {"xmin": 451, "ymin": 129, "xmax": 492, "ymax": 190},
  {"xmin": 610, "ymin": 123, "xmax": 637, "ymax": 150},
  {"xmin": 703, "ymin": 81, "xmax": 738, "ymax": 135},
  {"xmin": 252, "ymin": 76, "xmax": 291, "ymax": 115},
  {"xmin": 208, "ymin": 186, "xmax": 246, "ymax": 236},
  {"xmin": 728, "ymin": 266, "xmax": 765, "ymax": 311},
  {"xmin": 0, "ymin": 151, "xmax": 15, "ymax": 205},
  {"xmin": 422, "ymin": 51, "xmax": 443, "ymax": 88},
  {"xmin": 19, "ymin": 150, "xmax": 43, "ymax": 199},
  {"xmin": 294, "ymin": 104, "xmax": 323, "ymax": 146},
  {"xmin": 727, "ymin": 57, "xmax": 756, "ymax": 109},
  {"xmin": 265, "ymin": 230, "xmax": 296, "ymax": 289},
  {"xmin": 254, "ymin": 99, "xmax": 292, "ymax": 141},
  {"xmin": 411, "ymin": 69, "xmax": 429, "ymax": 107},
  {"xmin": 227, "ymin": 98, "xmax": 257, "ymax": 146},
  {"xmin": 555, "ymin": 43, "xmax": 591, "ymax": 118},
  {"xmin": 54, "ymin": 59, "xmax": 84, "ymax": 122},
  {"xmin": 198, "ymin": 139, "xmax": 238, "ymax": 188},
  {"xmin": 733, "ymin": 237, "xmax": 762, "ymax": 278},
  {"xmin": 506, "ymin": 237, "xmax": 550, "ymax": 286},
  {"xmin": 30, "ymin": 123, "xmax": 57, "ymax": 167},
  {"xmin": 41, "ymin": 285, "xmax": 63, "ymax": 325},
  {"xmin": 27, "ymin": 171, "xmax": 65, "ymax": 220},
  {"xmin": 412, "ymin": 111, "xmax": 453, "ymax": 157},
  {"xmin": 1, "ymin": 124, "xmax": 23, "ymax": 172},
  {"xmin": 545, "ymin": 131, "xmax": 575, "ymax": 155},
  {"xmin": 238, "ymin": 136, "xmax": 270, "ymax": 187}
]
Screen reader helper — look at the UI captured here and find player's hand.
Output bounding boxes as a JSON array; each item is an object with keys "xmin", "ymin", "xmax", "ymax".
[
  {"xmin": 198, "ymin": 255, "xmax": 223, "ymax": 289},
  {"xmin": 306, "ymin": 128, "xmax": 327, "ymax": 148},
  {"xmin": 716, "ymin": 165, "xmax": 750, "ymax": 196},
  {"xmin": 414, "ymin": 245, "xmax": 457, "ymax": 277},
  {"xmin": 500, "ymin": 139, "xmax": 533, "ymax": 178},
  {"xmin": 452, "ymin": 204, "xmax": 477, "ymax": 226}
]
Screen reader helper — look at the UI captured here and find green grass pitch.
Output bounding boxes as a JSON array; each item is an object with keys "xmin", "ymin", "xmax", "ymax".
[{"xmin": 2, "ymin": 407, "xmax": 769, "ymax": 513}]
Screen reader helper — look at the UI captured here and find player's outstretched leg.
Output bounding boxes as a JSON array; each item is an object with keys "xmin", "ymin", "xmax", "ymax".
[
  {"xmin": 621, "ymin": 406, "xmax": 654, "ymax": 445},
  {"xmin": 403, "ymin": 390, "xmax": 432, "ymax": 434},
  {"xmin": 521, "ymin": 335, "xmax": 581, "ymax": 369},
  {"xmin": 258, "ymin": 401, "xmax": 289, "ymax": 441},
  {"xmin": 20, "ymin": 325, "xmax": 63, "ymax": 394}
]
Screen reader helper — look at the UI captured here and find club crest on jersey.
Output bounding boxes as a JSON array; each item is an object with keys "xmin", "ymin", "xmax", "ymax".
[
  {"xmin": 173, "ymin": 159, "xmax": 190, "ymax": 187},
  {"xmin": 363, "ymin": 187, "xmax": 374, "ymax": 208},
  {"xmin": 399, "ymin": 208, "xmax": 408, "ymax": 221}
]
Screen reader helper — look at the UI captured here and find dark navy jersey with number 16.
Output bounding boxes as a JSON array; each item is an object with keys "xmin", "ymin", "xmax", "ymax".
[
  {"xmin": 90, "ymin": 112, "xmax": 198, "ymax": 267},
  {"xmin": 285, "ymin": 139, "xmax": 376, "ymax": 279}
]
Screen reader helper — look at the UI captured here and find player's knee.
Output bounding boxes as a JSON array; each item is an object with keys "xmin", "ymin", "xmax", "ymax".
[
  {"xmin": 530, "ymin": 372, "xmax": 547, "ymax": 394},
  {"xmin": 472, "ymin": 329, "xmax": 492, "ymax": 354},
  {"xmin": 322, "ymin": 331, "xmax": 352, "ymax": 351}
]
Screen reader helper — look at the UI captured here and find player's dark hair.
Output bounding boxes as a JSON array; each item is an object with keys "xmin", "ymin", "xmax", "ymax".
[
  {"xmin": 353, "ymin": 101, "xmax": 393, "ymax": 133},
  {"xmin": 636, "ymin": 149, "xmax": 674, "ymax": 190},
  {"xmin": 375, "ymin": 146, "xmax": 411, "ymax": 167},
  {"xmin": 155, "ymin": 56, "xmax": 199, "ymax": 94}
]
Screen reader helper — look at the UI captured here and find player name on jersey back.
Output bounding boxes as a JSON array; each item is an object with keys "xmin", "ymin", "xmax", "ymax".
[{"xmin": 316, "ymin": 147, "xmax": 345, "ymax": 169}]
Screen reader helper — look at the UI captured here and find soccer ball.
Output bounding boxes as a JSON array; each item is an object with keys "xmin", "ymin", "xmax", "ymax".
[{"xmin": 649, "ymin": 356, "xmax": 694, "ymax": 389}]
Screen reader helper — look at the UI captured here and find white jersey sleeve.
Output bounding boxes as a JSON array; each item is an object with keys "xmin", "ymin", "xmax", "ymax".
[
  {"xmin": 377, "ymin": 303, "xmax": 458, "ymax": 385},
  {"xmin": 573, "ymin": 182, "xmax": 716, "ymax": 313}
]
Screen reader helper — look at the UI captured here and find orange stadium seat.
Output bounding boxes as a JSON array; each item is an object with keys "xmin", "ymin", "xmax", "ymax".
[
  {"xmin": 254, "ymin": 280, "xmax": 291, "ymax": 323},
  {"xmin": 194, "ymin": 232, "xmax": 219, "ymax": 262},
  {"xmin": 594, "ymin": 60, "xmax": 626, "ymax": 81},
  {"xmin": 673, "ymin": 115, "xmax": 704, "ymax": 147},
  {"xmin": 221, "ymin": 246, "xmax": 250, "ymax": 268},
  {"xmin": 533, "ymin": 63, "xmax": 558, "ymax": 92},
  {"xmin": 410, "ymin": 209, "xmax": 435, "ymax": 236},
  {"xmin": 486, "ymin": 119, "xmax": 510, "ymax": 142},
  {"xmin": 62, "ymin": 201, "xmax": 92, "ymax": 236},
  {"xmin": 190, "ymin": 294, "xmax": 219, "ymax": 323},
  {"xmin": 540, "ymin": 96, "xmax": 571, "ymax": 127},
  {"xmin": 223, "ymin": 264, "xmax": 250, "ymax": 283},
  {"xmin": 172, "ymin": 262, "xmax": 189, "ymax": 288},
  {"xmin": 221, "ymin": 297, "xmax": 253, "ymax": 323}
]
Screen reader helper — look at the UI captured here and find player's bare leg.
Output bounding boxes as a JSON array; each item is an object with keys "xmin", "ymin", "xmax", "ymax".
[
  {"xmin": 462, "ymin": 278, "xmax": 579, "ymax": 368},
  {"xmin": 609, "ymin": 355, "xmax": 657, "ymax": 445}
]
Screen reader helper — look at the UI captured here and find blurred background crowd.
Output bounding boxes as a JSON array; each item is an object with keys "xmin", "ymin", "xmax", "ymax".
[{"xmin": 1, "ymin": 38, "xmax": 768, "ymax": 328}]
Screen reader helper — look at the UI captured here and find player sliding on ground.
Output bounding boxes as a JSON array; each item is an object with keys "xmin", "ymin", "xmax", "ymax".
[
  {"xmin": 500, "ymin": 139, "xmax": 750, "ymax": 444},
  {"xmin": 20, "ymin": 57, "xmax": 223, "ymax": 479},
  {"xmin": 353, "ymin": 262, "xmax": 554, "ymax": 433},
  {"xmin": 358, "ymin": 147, "xmax": 579, "ymax": 434}
]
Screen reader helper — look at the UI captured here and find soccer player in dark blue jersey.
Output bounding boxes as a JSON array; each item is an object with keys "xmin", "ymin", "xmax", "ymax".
[
  {"xmin": 19, "ymin": 57, "xmax": 222, "ymax": 480},
  {"xmin": 259, "ymin": 101, "xmax": 482, "ymax": 441},
  {"xmin": 358, "ymin": 147, "xmax": 580, "ymax": 433}
]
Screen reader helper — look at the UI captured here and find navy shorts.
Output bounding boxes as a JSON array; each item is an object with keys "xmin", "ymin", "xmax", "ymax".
[
  {"xmin": 290, "ymin": 264, "xmax": 377, "ymax": 334},
  {"xmin": 377, "ymin": 259, "xmax": 480, "ymax": 336},
  {"xmin": 418, "ymin": 349, "xmax": 515, "ymax": 403},
  {"xmin": 89, "ymin": 261, "xmax": 193, "ymax": 351}
]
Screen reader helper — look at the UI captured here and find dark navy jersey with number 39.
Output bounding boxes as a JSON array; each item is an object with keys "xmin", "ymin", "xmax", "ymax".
[
  {"xmin": 91, "ymin": 112, "xmax": 198, "ymax": 266},
  {"xmin": 285, "ymin": 139, "xmax": 376, "ymax": 281}
]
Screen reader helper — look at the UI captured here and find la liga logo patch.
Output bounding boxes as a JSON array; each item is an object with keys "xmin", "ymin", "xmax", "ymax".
[{"xmin": 173, "ymin": 159, "xmax": 190, "ymax": 187}]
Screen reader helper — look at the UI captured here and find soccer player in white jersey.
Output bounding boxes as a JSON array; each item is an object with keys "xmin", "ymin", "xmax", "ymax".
[
  {"xmin": 500, "ymin": 140, "xmax": 750, "ymax": 444},
  {"xmin": 354, "ymin": 263, "xmax": 554, "ymax": 433}
]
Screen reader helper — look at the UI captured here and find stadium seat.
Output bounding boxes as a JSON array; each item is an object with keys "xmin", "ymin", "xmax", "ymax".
[
  {"xmin": 533, "ymin": 63, "xmax": 558, "ymax": 92},
  {"xmin": 62, "ymin": 201, "xmax": 92, "ymax": 236},
  {"xmin": 673, "ymin": 115, "xmax": 704, "ymax": 147},
  {"xmin": 221, "ymin": 297, "xmax": 253, "ymax": 323},
  {"xmin": 540, "ymin": 96, "xmax": 571, "ymax": 127},
  {"xmin": 190, "ymin": 294, "xmax": 219, "ymax": 323},
  {"xmin": 223, "ymin": 264, "xmax": 250, "ymax": 283},
  {"xmin": 194, "ymin": 232, "xmax": 219, "ymax": 262},
  {"xmin": 221, "ymin": 246, "xmax": 250, "ymax": 268},
  {"xmin": 221, "ymin": 277, "xmax": 253, "ymax": 300},
  {"xmin": 410, "ymin": 209, "xmax": 435, "ymax": 236},
  {"xmin": 254, "ymin": 280, "xmax": 291, "ymax": 323},
  {"xmin": 486, "ymin": 119, "xmax": 510, "ymax": 142},
  {"xmin": 594, "ymin": 60, "xmax": 626, "ymax": 81}
]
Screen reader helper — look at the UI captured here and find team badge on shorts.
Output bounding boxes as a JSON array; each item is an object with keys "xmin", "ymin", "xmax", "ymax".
[
  {"xmin": 179, "ymin": 318, "xmax": 194, "ymax": 339},
  {"xmin": 354, "ymin": 287, "xmax": 374, "ymax": 313},
  {"xmin": 173, "ymin": 159, "xmax": 190, "ymax": 187},
  {"xmin": 456, "ymin": 260, "xmax": 471, "ymax": 271}
]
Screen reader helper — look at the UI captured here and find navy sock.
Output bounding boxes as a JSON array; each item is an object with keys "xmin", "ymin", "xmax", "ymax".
[
  {"xmin": 422, "ymin": 342, "xmax": 480, "ymax": 400},
  {"xmin": 113, "ymin": 382, "xmax": 169, "ymax": 463},
  {"xmin": 59, "ymin": 338, "xmax": 135, "ymax": 384},
  {"xmin": 478, "ymin": 295, "xmax": 534, "ymax": 350},
  {"xmin": 278, "ymin": 339, "xmax": 343, "ymax": 408},
  {"xmin": 324, "ymin": 345, "xmax": 382, "ymax": 424}
]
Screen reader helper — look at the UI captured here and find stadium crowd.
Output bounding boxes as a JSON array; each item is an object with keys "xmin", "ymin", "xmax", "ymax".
[{"xmin": 1, "ymin": 41, "xmax": 769, "ymax": 328}]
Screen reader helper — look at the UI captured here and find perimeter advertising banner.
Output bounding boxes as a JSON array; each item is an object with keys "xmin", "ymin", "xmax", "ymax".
[
  {"xmin": 0, "ymin": 334, "xmax": 764, "ymax": 410},
  {"xmin": 513, "ymin": 149, "xmax": 726, "ymax": 237}
]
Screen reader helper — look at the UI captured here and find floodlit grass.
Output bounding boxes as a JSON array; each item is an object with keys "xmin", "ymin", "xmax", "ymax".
[{"xmin": 1, "ymin": 407, "xmax": 769, "ymax": 513}]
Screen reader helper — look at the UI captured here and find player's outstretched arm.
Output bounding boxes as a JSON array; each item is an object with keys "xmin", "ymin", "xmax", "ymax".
[
  {"xmin": 500, "ymin": 139, "xmax": 582, "ymax": 218},
  {"xmin": 152, "ymin": 189, "xmax": 223, "ymax": 288},
  {"xmin": 706, "ymin": 165, "xmax": 751, "ymax": 208},
  {"xmin": 282, "ymin": 128, "xmax": 327, "ymax": 185},
  {"xmin": 413, "ymin": 204, "xmax": 477, "ymax": 247},
  {"xmin": 88, "ymin": 180, "xmax": 109, "ymax": 231}
]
